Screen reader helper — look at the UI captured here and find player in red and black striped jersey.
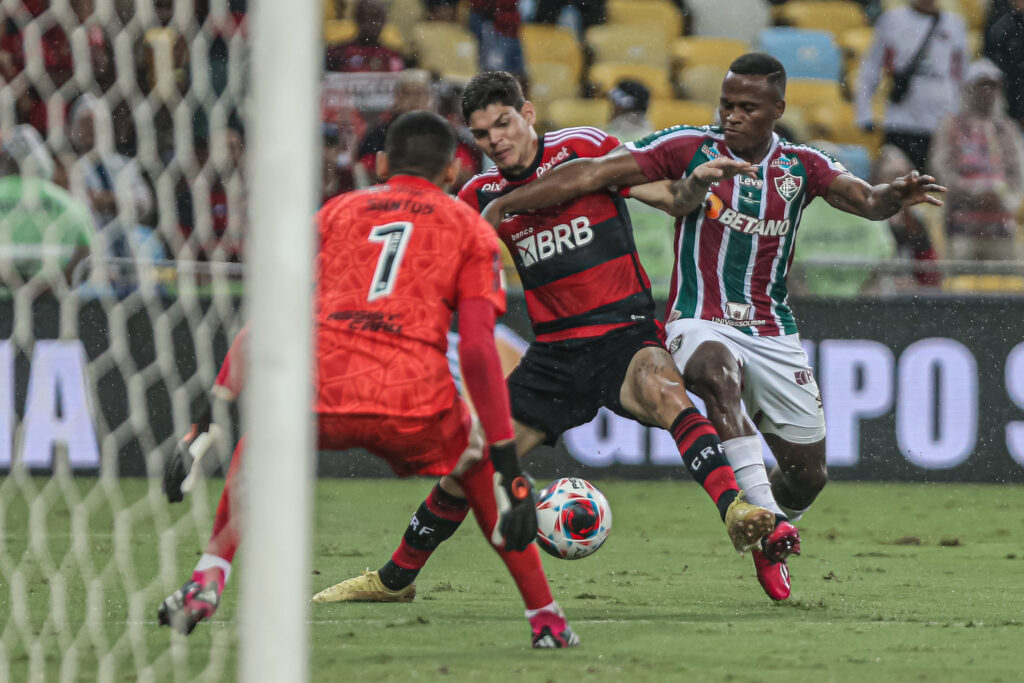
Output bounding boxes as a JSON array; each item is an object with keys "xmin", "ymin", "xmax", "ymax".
[{"xmin": 317, "ymin": 72, "xmax": 783, "ymax": 609}]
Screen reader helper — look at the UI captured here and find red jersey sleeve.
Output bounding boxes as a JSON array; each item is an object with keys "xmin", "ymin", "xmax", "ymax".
[
  {"xmin": 456, "ymin": 208, "xmax": 507, "ymax": 315},
  {"xmin": 214, "ymin": 324, "xmax": 248, "ymax": 398},
  {"xmin": 798, "ymin": 147, "xmax": 848, "ymax": 202},
  {"xmin": 626, "ymin": 128, "xmax": 706, "ymax": 183},
  {"xmin": 599, "ymin": 130, "xmax": 621, "ymax": 155},
  {"xmin": 456, "ymin": 181, "xmax": 481, "ymax": 211}
]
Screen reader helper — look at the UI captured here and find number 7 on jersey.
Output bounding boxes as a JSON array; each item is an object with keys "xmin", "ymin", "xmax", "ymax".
[{"xmin": 367, "ymin": 221, "xmax": 413, "ymax": 301}]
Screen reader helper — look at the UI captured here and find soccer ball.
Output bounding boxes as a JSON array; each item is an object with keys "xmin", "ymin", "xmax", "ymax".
[{"xmin": 535, "ymin": 477, "xmax": 612, "ymax": 560}]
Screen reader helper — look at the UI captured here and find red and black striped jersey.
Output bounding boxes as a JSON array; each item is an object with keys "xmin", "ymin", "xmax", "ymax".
[{"xmin": 458, "ymin": 126, "xmax": 655, "ymax": 343}]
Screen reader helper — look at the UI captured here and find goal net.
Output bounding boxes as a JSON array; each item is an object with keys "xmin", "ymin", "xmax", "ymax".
[{"xmin": 0, "ymin": 1, "xmax": 316, "ymax": 680}]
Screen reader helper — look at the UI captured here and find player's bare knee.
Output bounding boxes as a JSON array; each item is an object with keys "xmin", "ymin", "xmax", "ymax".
[
  {"xmin": 684, "ymin": 342, "xmax": 742, "ymax": 401},
  {"xmin": 785, "ymin": 461, "xmax": 827, "ymax": 497},
  {"xmin": 623, "ymin": 348, "xmax": 690, "ymax": 423},
  {"xmin": 688, "ymin": 360, "xmax": 742, "ymax": 410},
  {"xmin": 775, "ymin": 441, "xmax": 828, "ymax": 496}
]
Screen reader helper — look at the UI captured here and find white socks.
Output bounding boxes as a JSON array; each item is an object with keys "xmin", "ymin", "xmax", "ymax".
[
  {"xmin": 722, "ymin": 435, "xmax": 784, "ymax": 518},
  {"xmin": 525, "ymin": 601, "xmax": 563, "ymax": 620},
  {"xmin": 778, "ymin": 504, "xmax": 808, "ymax": 523},
  {"xmin": 195, "ymin": 553, "xmax": 232, "ymax": 584}
]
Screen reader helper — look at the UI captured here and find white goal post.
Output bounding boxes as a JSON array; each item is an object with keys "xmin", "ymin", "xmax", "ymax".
[{"xmin": 240, "ymin": 1, "xmax": 318, "ymax": 682}]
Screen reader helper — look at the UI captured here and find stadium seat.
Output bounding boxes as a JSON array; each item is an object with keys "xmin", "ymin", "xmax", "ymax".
[
  {"xmin": 967, "ymin": 29, "xmax": 982, "ymax": 58},
  {"xmin": 837, "ymin": 26, "xmax": 874, "ymax": 59},
  {"xmin": 757, "ymin": 28, "xmax": 842, "ymax": 81},
  {"xmin": 837, "ymin": 26, "xmax": 874, "ymax": 83},
  {"xmin": 832, "ymin": 143, "xmax": 872, "ymax": 180},
  {"xmin": 606, "ymin": 0, "xmax": 684, "ymax": 39},
  {"xmin": 677, "ymin": 64, "xmax": 726, "ymax": 105},
  {"xmin": 774, "ymin": 1, "xmax": 868, "ymax": 38},
  {"xmin": 804, "ymin": 101, "xmax": 882, "ymax": 153},
  {"xmin": 585, "ymin": 24, "xmax": 670, "ymax": 68},
  {"xmin": 670, "ymin": 36, "xmax": 749, "ymax": 71},
  {"xmin": 548, "ymin": 97, "xmax": 611, "ymax": 128},
  {"xmin": 590, "ymin": 62, "xmax": 673, "ymax": 99},
  {"xmin": 324, "ymin": 19, "xmax": 406, "ymax": 52},
  {"xmin": 521, "ymin": 23, "xmax": 584, "ymax": 80},
  {"xmin": 647, "ymin": 99, "xmax": 715, "ymax": 130},
  {"xmin": 411, "ymin": 22, "xmax": 478, "ymax": 80},
  {"xmin": 785, "ymin": 78, "xmax": 844, "ymax": 110},
  {"xmin": 387, "ymin": 0, "xmax": 426, "ymax": 47},
  {"xmin": 943, "ymin": 274, "xmax": 1024, "ymax": 293},
  {"xmin": 955, "ymin": 0, "xmax": 988, "ymax": 30},
  {"xmin": 324, "ymin": 0, "xmax": 341, "ymax": 21},
  {"xmin": 528, "ymin": 62, "xmax": 580, "ymax": 104},
  {"xmin": 685, "ymin": 0, "xmax": 770, "ymax": 45}
]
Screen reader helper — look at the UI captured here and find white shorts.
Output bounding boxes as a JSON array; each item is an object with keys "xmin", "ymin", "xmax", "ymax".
[{"xmin": 664, "ymin": 318, "xmax": 825, "ymax": 444}]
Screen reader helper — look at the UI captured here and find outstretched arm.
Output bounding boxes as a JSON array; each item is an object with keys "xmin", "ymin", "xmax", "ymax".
[
  {"xmin": 666, "ymin": 158, "xmax": 758, "ymax": 216},
  {"xmin": 481, "ymin": 146, "xmax": 649, "ymax": 226},
  {"xmin": 825, "ymin": 171, "xmax": 946, "ymax": 221}
]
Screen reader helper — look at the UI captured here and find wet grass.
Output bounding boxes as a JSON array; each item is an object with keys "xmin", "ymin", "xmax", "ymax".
[{"xmin": 3, "ymin": 478, "xmax": 1022, "ymax": 681}]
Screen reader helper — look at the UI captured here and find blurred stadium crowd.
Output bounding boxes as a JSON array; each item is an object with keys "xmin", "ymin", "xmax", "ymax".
[{"xmin": 1, "ymin": 0, "xmax": 1023, "ymax": 296}]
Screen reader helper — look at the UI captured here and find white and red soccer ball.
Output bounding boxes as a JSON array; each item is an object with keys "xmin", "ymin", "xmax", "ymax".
[{"xmin": 535, "ymin": 477, "xmax": 612, "ymax": 560}]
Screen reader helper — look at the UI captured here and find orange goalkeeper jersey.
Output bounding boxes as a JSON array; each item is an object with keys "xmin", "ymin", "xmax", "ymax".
[{"xmin": 315, "ymin": 174, "xmax": 506, "ymax": 417}]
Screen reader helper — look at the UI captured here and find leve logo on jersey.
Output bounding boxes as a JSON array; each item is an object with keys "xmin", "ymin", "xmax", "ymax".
[{"xmin": 515, "ymin": 216, "xmax": 594, "ymax": 267}]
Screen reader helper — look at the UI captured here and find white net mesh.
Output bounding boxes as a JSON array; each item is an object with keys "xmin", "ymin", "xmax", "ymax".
[{"xmin": 1, "ymin": 1, "xmax": 247, "ymax": 679}]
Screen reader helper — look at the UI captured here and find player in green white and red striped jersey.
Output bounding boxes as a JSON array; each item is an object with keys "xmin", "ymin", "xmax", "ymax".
[{"xmin": 483, "ymin": 53, "xmax": 946, "ymax": 600}]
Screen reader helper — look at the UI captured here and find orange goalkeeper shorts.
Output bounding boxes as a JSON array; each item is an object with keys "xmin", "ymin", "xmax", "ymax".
[{"xmin": 317, "ymin": 399, "xmax": 472, "ymax": 478}]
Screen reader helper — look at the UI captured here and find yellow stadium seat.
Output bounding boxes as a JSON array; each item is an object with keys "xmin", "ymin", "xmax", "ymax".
[
  {"xmin": 590, "ymin": 62, "xmax": 673, "ymax": 99},
  {"xmin": 411, "ymin": 22, "xmax": 478, "ymax": 80},
  {"xmin": 670, "ymin": 36, "xmax": 749, "ymax": 71},
  {"xmin": 677, "ymin": 64, "xmax": 726, "ymax": 105},
  {"xmin": 528, "ymin": 62, "xmax": 580, "ymax": 103},
  {"xmin": 521, "ymin": 23, "xmax": 584, "ymax": 80},
  {"xmin": 967, "ymin": 29, "xmax": 983, "ymax": 58},
  {"xmin": 324, "ymin": 0, "xmax": 343, "ymax": 22},
  {"xmin": 586, "ymin": 24, "xmax": 670, "ymax": 68},
  {"xmin": 785, "ymin": 78, "xmax": 844, "ymax": 110},
  {"xmin": 943, "ymin": 274, "xmax": 1024, "ymax": 293},
  {"xmin": 805, "ymin": 101, "xmax": 882, "ymax": 153},
  {"xmin": 388, "ymin": 0, "xmax": 427, "ymax": 46},
  {"xmin": 324, "ymin": 20, "xmax": 406, "ymax": 52},
  {"xmin": 647, "ymin": 99, "xmax": 715, "ymax": 130},
  {"xmin": 775, "ymin": 1, "xmax": 868, "ymax": 37},
  {"xmin": 606, "ymin": 0, "xmax": 684, "ymax": 38},
  {"xmin": 548, "ymin": 98, "xmax": 611, "ymax": 128},
  {"xmin": 837, "ymin": 26, "xmax": 874, "ymax": 58},
  {"xmin": 955, "ymin": 0, "xmax": 988, "ymax": 30},
  {"xmin": 837, "ymin": 27, "xmax": 874, "ymax": 84}
]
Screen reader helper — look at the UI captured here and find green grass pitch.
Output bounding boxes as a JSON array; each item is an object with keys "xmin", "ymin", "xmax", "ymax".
[{"xmin": 2, "ymin": 478, "xmax": 1023, "ymax": 681}]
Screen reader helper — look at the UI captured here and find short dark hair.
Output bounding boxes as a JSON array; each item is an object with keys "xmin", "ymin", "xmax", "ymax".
[
  {"xmin": 728, "ymin": 53, "xmax": 787, "ymax": 100},
  {"xmin": 385, "ymin": 110, "xmax": 457, "ymax": 179},
  {"xmin": 461, "ymin": 71, "xmax": 525, "ymax": 122}
]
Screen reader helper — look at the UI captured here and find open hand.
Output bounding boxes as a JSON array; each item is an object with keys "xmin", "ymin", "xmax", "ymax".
[
  {"xmin": 892, "ymin": 170, "xmax": 946, "ymax": 208},
  {"xmin": 691, "ymin": 158, "xmax": 759, "ymax": 186}
]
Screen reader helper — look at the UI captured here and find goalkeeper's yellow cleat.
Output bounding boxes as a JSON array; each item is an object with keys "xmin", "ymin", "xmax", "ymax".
[
  {"xmin": 312, "ymin": 570, "xmax": 416, "ymax": 604},
  {"xmin": 724, "ymin": 490, "xmax": 776, "ymax": 555}
]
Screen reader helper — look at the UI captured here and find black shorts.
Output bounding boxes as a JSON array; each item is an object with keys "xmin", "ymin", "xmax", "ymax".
[{"xmin": 508, "ymin": 321, "xmax": 664, "ymax": 445}]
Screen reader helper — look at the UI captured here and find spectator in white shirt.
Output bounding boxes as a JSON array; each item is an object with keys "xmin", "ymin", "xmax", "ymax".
[{"xmin": 855, "ymin": 0, "xmax": 966, "ymax": 171}]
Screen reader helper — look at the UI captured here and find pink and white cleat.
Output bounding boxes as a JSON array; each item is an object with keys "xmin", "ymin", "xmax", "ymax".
[{"xmin": 752, "ymin": 521, "xmax": 801, "ymax": 601}]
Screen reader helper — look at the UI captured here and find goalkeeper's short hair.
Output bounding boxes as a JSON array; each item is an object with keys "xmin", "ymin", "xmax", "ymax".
[{"xmin": 385, "ymin": 110, "xmax": 457, "ymax": 180}]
